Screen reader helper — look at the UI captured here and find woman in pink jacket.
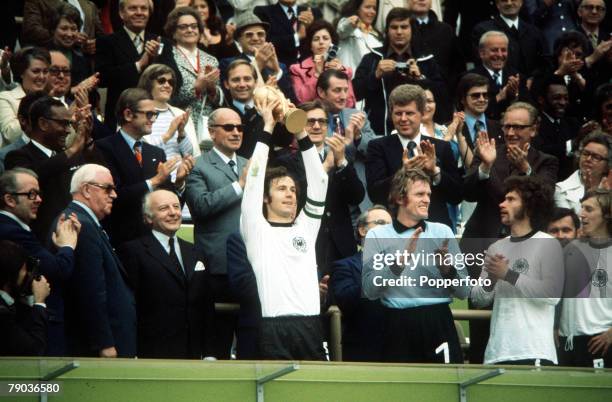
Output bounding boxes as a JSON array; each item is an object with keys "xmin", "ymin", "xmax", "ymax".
[{"xmin": 289, "ymin": 20, "xmax": 357, "ymax": 108}]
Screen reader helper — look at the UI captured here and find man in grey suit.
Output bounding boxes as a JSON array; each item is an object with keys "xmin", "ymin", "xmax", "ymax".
[
  {"xmin": 185, "ymin": 107, "xmax": 248, "ymax": 359},
  {"xmin": 316, "ymin": 69, "xmax": 377, "ymax": 212}
]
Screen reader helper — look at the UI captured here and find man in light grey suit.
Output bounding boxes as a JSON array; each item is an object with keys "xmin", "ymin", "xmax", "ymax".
[
  {"xmin": 185, "ymin": 107, "xmax": 248, "ymax": 359},
  {"xmin": 316, "ymin": 69, "xmax": 377, "ymax": 212}
]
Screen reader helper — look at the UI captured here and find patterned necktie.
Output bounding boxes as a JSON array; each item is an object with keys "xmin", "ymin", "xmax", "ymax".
[
  {"xmin": 133, "ymin": 141, "xmax": 143, "ymax": 167},
  {"xmin": 407, "ymin": 141, "xmax": 417, "ymax": 158},
  {"xmin": 168, "ymin": 237, "xmax": 185, "ymax": 276},
  {"xmin": 133, "ymin": 34, "xmax": 143, "ymax": 54},
  {"xmin": 228, "ymin": 159, "xmax": 238, "ymax": 178}
]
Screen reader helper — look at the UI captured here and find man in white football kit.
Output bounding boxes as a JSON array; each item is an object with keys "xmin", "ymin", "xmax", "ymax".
[
  {"xmin": 471, "ymin": 176, "xmax": 563, "ymax": 365},
  {"xmin": 240, "ymin": 97, "xmax": 329, "ymax": 359}
]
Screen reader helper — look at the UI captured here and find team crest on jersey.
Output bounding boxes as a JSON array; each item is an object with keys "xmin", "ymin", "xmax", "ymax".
[
  {"xmin": 592, "ymin": 269, "xmax": 608, "ymax": 288},
  {"xmin": 292, "ymin": 237, "xmax": 307, "ymax": 253},
  {"xmin": 512, "ymin": 258, "xmax": 529, "ymax": 274}
]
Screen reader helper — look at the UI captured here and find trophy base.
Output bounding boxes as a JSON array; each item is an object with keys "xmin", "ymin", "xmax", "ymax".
[{"xmin": 284, "ymin": 109, "xmax": 307, "ymax": 134}]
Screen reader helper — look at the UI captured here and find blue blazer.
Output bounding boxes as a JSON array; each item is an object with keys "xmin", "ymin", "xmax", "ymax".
[
  {"xmin": 60, "ymin": 202, "xmax": 136, "ymax": 357},
  {"xmin": 330, "ymin": 252, "xmax": 384, "ymax": 362},
  {"xmin": 0, "ymin": 214, "xmax": 74, "ymax": 325}
]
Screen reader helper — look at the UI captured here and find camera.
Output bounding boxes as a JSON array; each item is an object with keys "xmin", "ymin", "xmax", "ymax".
[
  {"xmin": 395, "ymin": 62, "xmax": 409, "ymax": 74},
  {"xmin": 20, "ymin": 256, "xmax": 41, "ymax": 297},
  {"xmin": 326, "ymin": 44, "xmax": 339, "ymax": 62}
]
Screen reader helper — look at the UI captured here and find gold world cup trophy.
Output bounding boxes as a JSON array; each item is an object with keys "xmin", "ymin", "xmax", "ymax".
[{"xmin": 252, "ymin": 85, "xmax": 307, "ymax": 134}]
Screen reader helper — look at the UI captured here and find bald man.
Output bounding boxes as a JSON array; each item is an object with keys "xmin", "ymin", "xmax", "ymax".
[
  {"xmin": 185, "ymin": 107, "xmax": 248, "ymax": 358},
  {"xmin": 118, "ymin": 189, "xmax": 214, "ymax": 359}
]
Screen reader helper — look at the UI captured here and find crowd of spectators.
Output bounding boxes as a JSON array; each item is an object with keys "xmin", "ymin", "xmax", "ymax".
[{"xmin": 0, "ymin": 0, "xmax": 611, "ymax": 367}]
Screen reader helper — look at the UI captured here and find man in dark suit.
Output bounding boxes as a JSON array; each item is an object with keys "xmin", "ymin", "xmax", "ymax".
[
  {"xmin": 219, "ymin": 12, "xmax": 297, "ymax": 104},
  {"xmin": 460, "ymin": 102, "xmax": 558, "ymax": 364},
  {"xmin": 354, "ymin": 7, "xmax": 450, "ymax": 135},
  {"xmin": 532, "ymin": 76, "xmax": 580, "ymax": 180},
  {"xmin": 95, "ymin": 0, "xmax": 164, "ymax": 129},
  {"xmin": 577, "ymin": 0, "xmax": 611, "ymax": 53},
  {"xmin": 0, "ymin": 167, "xmax": 80, "ymax": 356},
  {"xmin": 273, "ymin": 100, "xmax": 365, "ymax": 274},
  {"xmin": 223, "ymin": 59, "xmax": 293, "ymax": 158},
  {"xmin": 95, "ymin": 88, "xmax": 194, "ymax": 246},
  {"xmin": 60, "ymin": 163, "xmax": 136, "ymax": 358},
  {"xmin": 443, "ymin": 0, "xmax": 499, "ymax": 63},
  {"xmin": 330, "ymin": 205, "xmax": 390, "ymax": 362},
  {"xmin": 118, "ymin": 189, "xmax": 215, "ymax": 359},
  {"xmin": 472, "ymin": 0, "xmax": 547, "ymax": 77},
  {"xmin": 185, "ymin": 107, "xmax": 248, "ymax": 359},
  {"xmin": 365, "ymin": 84, "xmax": 462, "ymax": 229},
  {"xmin": 5, "ymin": 96, "xmax": 95, "ymax": 242},
  {"xmin": 410, "ymin": 0, "xmax": 466, "ymax": 104},
  {"xmin": 254, "ymin": 0, "xmax": 321, "ymax": 67},
  {"xmin": 467, "ymin": 31, "xmax": 529, "ymax": 120},
  {"xmin": 455, "ymin": 73, "xmax": 504, "ymax": 153}
]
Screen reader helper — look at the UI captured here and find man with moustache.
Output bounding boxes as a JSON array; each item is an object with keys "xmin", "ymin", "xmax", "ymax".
[
  {"xmin": 60, "ymin": 163, "xmax": 136, "ymax": 358},
  {"xmin": 5, "ymin": 96, "xmax": 93, "ymax": 241},
  {"xmin": 96, "ymin": 88, "xmax": 194, "ymax": 246},
  {"xmin": 118, "ymin": 189, "xmax": 215, "ymax": 359},
  {"xmin": 185, "ymin": 107, "xmax": 248, "ymax": 359},
  {"xmin": 471, "ymin": 176, "xmax": 562, "ymax": 365},
  {"xmin": 461, "ymin": 101, "xmax": 558, "ymax": 363}
]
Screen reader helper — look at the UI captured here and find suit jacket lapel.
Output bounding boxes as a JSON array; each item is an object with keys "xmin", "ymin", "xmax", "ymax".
[
  {"xmin": 208, "ymin": 150, "xmax": 238, "ymax": 182},
  {"xmin": 389, "ymin": 135, "xmax": 404, "ymax": 171},
  {"xmin": 178, "ymin": 238, "xmax": 196, "ymax": 280},
  {"xmin": 143, "ymin": 233, "xmax": 186, "ymax": 287},
  {"xmin": 115, "ymin": 28, "xmax": 141, "ymax": 60},
  {"xmin": 113, "ymin": 133, "xmax": 145, "ymax": 181}
]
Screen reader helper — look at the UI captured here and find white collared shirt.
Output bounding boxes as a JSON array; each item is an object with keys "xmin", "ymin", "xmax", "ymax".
[
  {"xmin": 152, "ymin": 229, "xmax": 185, "ymax": 270},
  {"xmin": 30, "ymin": 139, "xmax": 54, "ymax": 158},
  {"xmin": 232, "ymin": 99, "xmax": 255, "ymax": 115},
  {"xmin": 124, "ymin": 26, "xmax": 145, "ymax": 46},
  {"xmin": 73, "ymin": 200, "xmax": 101, "ymax": 227},
  {"xmin": 500, "ymin": 15, "xmax": 519, "ymax": 30},
  {"xmin": 485, "ymin": 66, "xmax": 503, "ymax": 85},
  {"xmin": 0, "ymin": 210, "xmax": 31, "ymax": 231},
  {"xmin": 394, "ymin": 130, "xmax": 422, "ymax": 155},
  {"xmin": 212, "ymin": 146, "xmax": 243, "ymax": 196}
]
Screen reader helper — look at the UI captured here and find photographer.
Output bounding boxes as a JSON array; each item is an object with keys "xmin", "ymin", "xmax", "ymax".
[
  {"xmin": 0, "ymin": 240, "xmax": 51, "ymax": 356},
  {"xmin": 353, "ymin": 7, "xmax": 448, "ymax": 136}
]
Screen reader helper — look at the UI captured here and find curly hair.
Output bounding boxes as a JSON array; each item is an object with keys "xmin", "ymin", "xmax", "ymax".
[
  {"xmin": 503, "ymin": 176, "xmax": 555, "ymax": 231},
  {"xmin": 301, "ymin": 19, "xmax": 339, "ymax": 59},
  {"xmin": 164, "ymin": 6, "xmax": 204, "ymax": 39}
]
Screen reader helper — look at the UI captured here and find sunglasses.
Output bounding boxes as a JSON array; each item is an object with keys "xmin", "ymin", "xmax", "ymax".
[
  {"xmin": 209, "ymin": 124, "xmax": 244, "ymax": 132},
  {"xmin": 306, "ymin": 118, "xmax": 328, "ymax": 127},
  {"xmin": 49, "ymin": 67, "xmax": 71, "ymax": 76},
  {"xmin": 156, "ymin": 77, "xmax": 175, "ymax": 86},
  {"xmin": 132, "ymin": 110, "xmax": 160, "ymax": 121},
  {"xmin": 468, "ymin": 92, "xmax": 489, "ymax": 100},
  {"xmin": 87, "ymin": 182, "xmax": 117, "ymax": 194}
]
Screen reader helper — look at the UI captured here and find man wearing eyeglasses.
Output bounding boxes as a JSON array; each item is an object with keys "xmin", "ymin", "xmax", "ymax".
[
  {"xmin": 330, "ymin": 205, "xmax": 391, "ymax": 362},
  {"xmin": 58, "ymin": 163, "xmax": 136, "ymax": 358},
  {"xmin": 460, "ymin": 102, "xmax": 558, "ymax": 363},
  {"xmin": 96, "ymin": 88, "xmax": 194, "ymax": 246},
  {"xmin": 0, "ymin": 167, "xmax": 81, "ymax": 356},
  {"xmin": 273, "ymin": 100, "xmax": 365, "ymax": 276},
  {"xmin": 185, "ymin": 107, "xmax": 248, "ymax": 359},
  {"xmin": 577, "ymin": 0, "xmax": 610, "ymax": 55},
  {"xmin": 5, "ymin": 95, "xmax": 95, "ymax": 243}
]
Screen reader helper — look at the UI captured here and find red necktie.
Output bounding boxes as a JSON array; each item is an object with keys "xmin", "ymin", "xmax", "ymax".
[{"xmin": 134, "ymin": 141, "xmax": 143, "ymax": 167}]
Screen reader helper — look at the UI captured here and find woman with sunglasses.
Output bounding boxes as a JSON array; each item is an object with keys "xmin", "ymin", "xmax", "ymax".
[
  {"xmin": 158, "ymin": 7, "xmax": 222, "ymax": 135},
  {"xmin": 137, "ymin": 64, "xmax": 200, "ymax": 159},
  {"xmin": 0, "ymin": 47, "xmax": 50, "ymax": 147},
  {"xmin": 555, "ymin": 131, "xmax": 611, "ymax": 214}
]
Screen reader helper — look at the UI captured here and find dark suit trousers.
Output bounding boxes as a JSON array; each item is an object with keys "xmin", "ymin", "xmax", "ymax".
[{"xmin": 209, "ymin": 274, "xmax": 239, "ymax": 359}]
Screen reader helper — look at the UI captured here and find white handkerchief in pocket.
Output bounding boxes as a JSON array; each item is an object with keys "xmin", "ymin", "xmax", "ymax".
[{"xmin": 194, "ymin": 261, "xmax": 206, "ymax": 271}]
